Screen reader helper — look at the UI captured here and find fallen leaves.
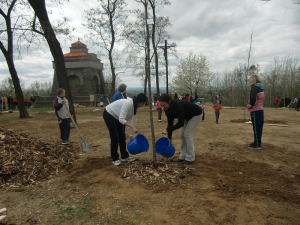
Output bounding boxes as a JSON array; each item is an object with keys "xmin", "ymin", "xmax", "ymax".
[
  {"xmin": 0, "ymin": 127, "xmax": 80, "ymax": 190},
  {"xmin": 120, "ymin": 159, "xmax": 196, "ymax": 186}
]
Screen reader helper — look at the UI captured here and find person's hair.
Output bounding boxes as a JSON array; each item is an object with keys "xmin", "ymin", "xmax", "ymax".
[
  {"xmin": 135, "ymin": 93, "xmax": 148, "ymax": 103},
  {"xmin": 185, "ymin": 93, "xmax": 189, "ymax": 97},
  {"xmin": 57, "ymin": 88, "xmax": 65, "ymax": 96},
  {"xmin": 133, "ymin": 93, "xmax": 148, "ymax": 115},
  {"xmin": 118, "ymin": 83, "xmax": 127, "ymax": 92},
  {"xmin": 158, "ymin": 93, "xmax": 172, "ymax": 103},
  {"xmin": 249, "ymin": 74, "xmax": 262, "ymax": 86}
]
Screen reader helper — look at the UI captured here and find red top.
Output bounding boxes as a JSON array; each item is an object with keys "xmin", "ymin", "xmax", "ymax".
[
  {"xmin": 212, "ymin": 103, "xmax": 222, "ymax": 112},
  {"xmin": 155, "ymin": 100, "xmax": 162, "ymax": 110},
  {"xmin": 275, "ymin": 98, "xmax": 279, "ymax": 104}
]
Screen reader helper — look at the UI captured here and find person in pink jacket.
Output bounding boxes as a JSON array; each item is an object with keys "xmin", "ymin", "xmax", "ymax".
[
  {"xmin": 247, "ymin": 74, "xmax": 265, "ymax": 150},
  {"xmin": 155, "ymin": 100, "xmax": 163, "ymax": 122}
]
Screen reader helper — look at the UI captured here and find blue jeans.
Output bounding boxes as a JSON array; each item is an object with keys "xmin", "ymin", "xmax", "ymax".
[
  {"xmin": 157, "ymin": 108, "xmax": 162, "ymax": 120},
  {"xmin": 103, "ymin": 109, "xmax": 129, "ymax": 161},
  {"xmin": 215, "ymin": 112, "xmax": 220, "ymax": 123},
  {"xmin": 275, "ymin": 103, "xmax": 278, "ymax": 109},
  {"xmin": 250, "ymin": 110, "xmax": 264, "ymax": 146}
]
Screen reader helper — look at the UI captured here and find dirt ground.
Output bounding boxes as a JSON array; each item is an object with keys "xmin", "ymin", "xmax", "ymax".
[{"xmin": 0, "ymin": 104, "xmax": 300, "ymax": 225}]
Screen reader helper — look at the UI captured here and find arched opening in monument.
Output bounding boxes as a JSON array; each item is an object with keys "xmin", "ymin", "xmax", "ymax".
[
  {"xmin": 68, "ymin": 75, "xmax": 81, "ymax": 96},
  {"xmin": 93, "ymin": 76, "xmax": 99, "ymax": 94}
]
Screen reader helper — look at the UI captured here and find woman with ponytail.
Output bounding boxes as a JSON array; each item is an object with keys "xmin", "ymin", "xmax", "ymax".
[
  {"xmin": 103, "ymin": 93, "xmax": 148, "ymax": 166},
  {"xmin": 159, "ymin": 94, "xmax": 202, "ymax": 165}
]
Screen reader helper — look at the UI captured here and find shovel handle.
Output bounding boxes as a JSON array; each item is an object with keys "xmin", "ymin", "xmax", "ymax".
[{"xmin": 65, "ymin": 105, "xmax": 84, "ymax": 140}]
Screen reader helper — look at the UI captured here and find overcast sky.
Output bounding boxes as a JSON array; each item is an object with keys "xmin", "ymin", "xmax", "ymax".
[{"xmin": 0, "ymin": 0, "xmax": 300, "ymax": 89}]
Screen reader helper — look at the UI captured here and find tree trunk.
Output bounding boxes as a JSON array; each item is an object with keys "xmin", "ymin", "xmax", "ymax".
[
  {"xmin": 0, "ymin": 46, "xmax": 30, "ymax": 118},
  {"xmin": 144, "ymin": 52, "xmax": 148, "ymax": 95},
  {"xmin": 145, "ymin": 1, "xmax": 157, "ymax": 168},
  {"xmin": 0, "ymin": 0, "xmax": 30, "ymax": 118},
  {"xmin": 149, "ymin": 1, "xmax": 160, "ymax": 97},
  {"xmin": 109, "ymin": 50, "xmax": 116, "ymax": 97},
  {"xmin": 28, "ymin": 0, "xmax": 76, "ymax": 122}
]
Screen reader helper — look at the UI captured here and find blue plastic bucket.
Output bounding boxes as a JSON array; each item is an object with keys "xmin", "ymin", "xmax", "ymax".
[
  {"xmin": 155, "ymin": 137, "xmax": 175, "ymax": 158},
  {"xmin": 127, "ymin": 134, "xmax": 149, "ymax": 155}
]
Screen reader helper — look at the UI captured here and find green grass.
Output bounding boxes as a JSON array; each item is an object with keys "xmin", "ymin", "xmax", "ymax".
[
  {"xmin": 0, "ymin": 113, "xmax": 19, "ymax": 122},
  {"xmin": 57, "ymin": 194, "xmax": 97, "ymax": 224},
  {"xmin": 31, "ymin": 105, "xmax": 55, "ymax": 112}
]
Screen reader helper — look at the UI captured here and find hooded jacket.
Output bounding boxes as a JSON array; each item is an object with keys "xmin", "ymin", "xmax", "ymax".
[{"xmin": 247, "ymin": 83, "xmax": 265, "ymax": 112}]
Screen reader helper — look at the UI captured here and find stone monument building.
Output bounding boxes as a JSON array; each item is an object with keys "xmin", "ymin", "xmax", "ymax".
[{"xmin": 51, "ymin": 40, "xmax": 105, "ymax": 96}]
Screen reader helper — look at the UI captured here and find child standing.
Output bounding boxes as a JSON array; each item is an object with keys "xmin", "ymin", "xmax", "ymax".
[
  {"xmin": 54, "ymin": 88, "xmax": 71, "ymax": 145},
  {"xmin": 212, "ymin": 100, "xmax": 222, "ymax": 124},
  {"xmin": 100, "ymin": 95, "xmax": 105, "ymax": 108},
  {"xmin": 200, "ymin": 102, "xmax": 205, "ymax": 121},
  {"xmin": 155, "ymin": 100, "xmax": 163, "ymax": 122}
]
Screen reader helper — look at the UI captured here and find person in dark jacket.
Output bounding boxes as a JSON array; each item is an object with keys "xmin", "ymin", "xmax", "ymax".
[
  {"xmin": 159, "ymin": 94, "xmax": 202, "ymax": 165},
  {"xmin": 174, "ymin": 92, "xmax": 178, "ymax": 100},
  {"xmin": 7, "ymin": 95, "xmax": 13, "ymax": 110},
  {"xmin": 247, "ymin": 74, "xmax": 265, "ymax": 150},
  {"xmin": 30, "ymin": 95, "xmax": 36, "ymax": 108},
  {"xmin": 112, "ymin": 83, "xmax": 127, "ymax": 103}
]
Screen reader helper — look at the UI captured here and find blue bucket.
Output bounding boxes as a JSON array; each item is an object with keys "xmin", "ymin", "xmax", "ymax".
[
  {"xmin": 127, "ymin": 134, "xmax": 149, "ymax": 155},
  {"xmin": 155, "ymin": 137, "xmax": 175, "ymax": 158}
]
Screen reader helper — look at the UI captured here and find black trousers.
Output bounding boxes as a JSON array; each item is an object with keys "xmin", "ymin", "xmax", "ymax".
[
  {"xmin": 59, "ymin": 118, "xmax": 70, "ymax": 141},
  {"xmin": 103, "ymin": 110, "xmax": 129, "ymax": 161}
]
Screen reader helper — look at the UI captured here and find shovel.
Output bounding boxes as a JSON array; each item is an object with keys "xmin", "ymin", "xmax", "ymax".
[
  {"xmin": 103, "ymin": 94, "xmax": 110, "ymax": 104},
  {"xmin": 65, "ymin": 105, "xmax": 89, "ymax": 152}
]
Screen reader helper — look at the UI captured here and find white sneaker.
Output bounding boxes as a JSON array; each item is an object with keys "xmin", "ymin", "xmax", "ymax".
[
  {"xmin": 112, "ymin": 160, "xmax": 121, "ymax": 166},
  {"xmin": 121, "ymin": 157, "xmax": 135, "ymax": 162},
  {"xmin": 158, "ymin": 120, "xmax": 161, "ymax": 122}
]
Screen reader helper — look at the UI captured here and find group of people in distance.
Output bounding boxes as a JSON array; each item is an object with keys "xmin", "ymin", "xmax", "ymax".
[
  {"xmin": 0, "ymin": 95, "xmax": 14, "ymax": 111},
  {"xmin": 0, "ymin": 94, "xmax": 35, "ymax": 111},
  {"xmin": 53, "ymin": 74, "xmax": 265, "ymax": 166},
  {"xmin": 275, "ymin": 96, "xmax": 300, "ymax": 111}
]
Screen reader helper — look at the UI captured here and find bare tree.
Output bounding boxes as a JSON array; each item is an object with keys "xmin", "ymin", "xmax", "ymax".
[
  {"xmin": 0, "ymin": 0, "xmax": 30, "ymax": 117},
  {"xmin": 83, "ymin": 0, "xmax": 128, "ymax": 97},
  {"xmin": 125, "ymin": 11, "xmax": 172, "ymax": 94},
  {"xmin": 134, "ymin": 0, "xmax": 158, "ymax": 167},
  {"xmin": 1, "ymin": 0, "xmax": 74, "ymax": 118},
  {"xmin": 27, "ymin": 0, "xmax": 77, "ymax": 121},
  {"xmin": 0, "ymin": 77, "xmax": 15, "ymax": 96},
  {"xmin": 148, "ymin": 0, "xmax": 170, "ymax": 96},
  {"xmin": 27, "ymin": 81, "xmax": 52, "ymax": 96},
  {"xmin": 261, "ymin": 55, "xmax": 300, "ymax": 107}
]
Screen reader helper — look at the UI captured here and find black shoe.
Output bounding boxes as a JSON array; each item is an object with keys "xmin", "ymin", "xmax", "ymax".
[
  {"xmin": 248, "ymin": 143, "xmax": 256, "ymax": 148},
  {"xmin": 181, "ymin": 160, "xmax": 194, "ymax": 165},
  {"xmin": 248, "ymin": 143, "xmax": 261, "ymax": 149},
  {"xmin": 173, "ymin": 159, "xmax": 184, "ymax": 162}
]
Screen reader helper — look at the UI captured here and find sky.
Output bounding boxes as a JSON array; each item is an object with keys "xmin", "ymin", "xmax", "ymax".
[{"xmin": 0, "ymin": 0, "xmax": 300, "ymax": 89}]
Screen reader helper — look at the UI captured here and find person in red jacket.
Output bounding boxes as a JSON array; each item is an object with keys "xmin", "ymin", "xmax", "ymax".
[
  {"xmin": 274, "ymin": 97, "xmax": 280, "ymax": 109},
  {"xmin": 212, "ymin": 100, "xmax": 222, "ymax": 124}
]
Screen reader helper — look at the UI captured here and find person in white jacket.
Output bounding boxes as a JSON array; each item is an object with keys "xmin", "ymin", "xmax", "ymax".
[
  {"xmin": 54, "ymin": 88, "xmax": 71, "ymax": 145},
  {"xmin": 103, "ymin": 93, "xmax": 148, "ymax": 166}
]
